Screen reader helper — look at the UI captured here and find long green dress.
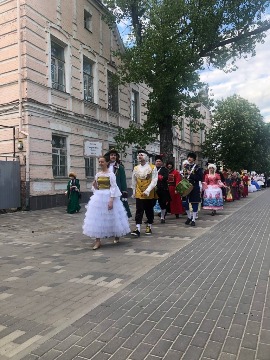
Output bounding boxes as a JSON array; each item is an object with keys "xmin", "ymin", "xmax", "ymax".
[{"xmin": 66, "ymin": 178, "xmax": 81, "ymax": 214}]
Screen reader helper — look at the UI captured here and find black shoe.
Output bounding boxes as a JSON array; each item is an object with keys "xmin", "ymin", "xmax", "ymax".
[
  {"xmin": 175, "ymin": 214, "xmax": 179, "ymax": 218},
  {"xmin": 190, "ymin": 221, "xmax": 196, "ymax": 226},
  {"xmin": 185, "ymin": 218, "xmax": 192, "ymax": 225},
  {"xmin": 145, "ymin": 226, "xmax": 152, "ymax": 235},
  {"xmin": 161, "ymin": 219, "xmax": 165, "ymax": 224},
  {"xmin": 131, "ymin": 229, "xmax": 140, "ymax": 237}
]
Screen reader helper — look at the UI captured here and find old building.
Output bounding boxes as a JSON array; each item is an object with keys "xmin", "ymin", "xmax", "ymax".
[
  {"xmin": 0, "ymin": 0, "xmax": 211, "ymax": 210},
  {"xmin": 0, "ymin": 0, "xmax": 150, "ymax": 210}
]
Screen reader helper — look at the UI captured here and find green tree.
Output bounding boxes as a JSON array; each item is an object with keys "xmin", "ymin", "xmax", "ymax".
[
  {"xmin": 104, "ymin": 0, "xmax": 270, "ymax": 160},
  {"xmin": 202, "ymin": 95, "xmax": 270, "ymax": 172}
]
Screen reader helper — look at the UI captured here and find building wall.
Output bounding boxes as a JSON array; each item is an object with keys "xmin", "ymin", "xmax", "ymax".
[
  {"xmin": 0, "ymin": 0, "xmax": 211, "ymax": 210},
  {"xmin": 0, "ymin": 0, "xmax": 150, "ymax": 209}
]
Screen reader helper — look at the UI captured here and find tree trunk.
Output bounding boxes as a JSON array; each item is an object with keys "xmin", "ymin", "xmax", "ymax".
[{"xmin": 159, "ymin": 115, "xmax": 174, "ymax": 163}]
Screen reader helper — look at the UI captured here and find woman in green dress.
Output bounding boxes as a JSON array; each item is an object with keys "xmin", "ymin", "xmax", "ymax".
[{"xmin": 65, "ymin": 172, "xmax": 81, "ymax": 214}]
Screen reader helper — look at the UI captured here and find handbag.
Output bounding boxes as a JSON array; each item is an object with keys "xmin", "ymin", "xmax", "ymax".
[
  {"xmin": 176, "ymin": 178, "xmax": 194, "ymax": 197},
  {"xmin": 176, "ymin": 163, "xmax": 196, "ymax": 196}
]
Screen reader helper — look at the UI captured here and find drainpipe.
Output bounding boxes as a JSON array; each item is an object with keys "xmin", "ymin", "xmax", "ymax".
[
  {"xmin": 17, "ymin": 0, "xmax": 22, "ymax": 131},
  {"xmin": 17, "ymin": 0, "xmax": 30, "ymax": 209}
]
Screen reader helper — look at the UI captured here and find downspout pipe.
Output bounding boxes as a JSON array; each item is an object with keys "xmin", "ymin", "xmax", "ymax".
[
  {"xmin": 17, "ymin": 0, "xmax": 30, "ymax": 210},
  {"xmin": 17, "ymin": 0, "xmax": 23, "ymax": 131}
]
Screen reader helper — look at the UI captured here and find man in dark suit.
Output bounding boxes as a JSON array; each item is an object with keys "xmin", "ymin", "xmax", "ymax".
[
  {"xmin": 105, "ymin": 148, "xmax": 132, "ymax": 218},
  {"xmin": 183, "ymin": 152, "xmax": 203, "ymax": 227},
  {"xmin": 155, "ymin": 155, "xmax": 170, "ymax": 223}
]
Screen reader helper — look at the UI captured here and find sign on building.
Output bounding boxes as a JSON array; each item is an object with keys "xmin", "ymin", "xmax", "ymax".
[{"xmin": 84, "ymin": 141, "xmax": 102, "ymax": 157}]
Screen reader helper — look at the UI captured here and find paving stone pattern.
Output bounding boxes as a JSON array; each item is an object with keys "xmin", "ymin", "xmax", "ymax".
[{"xmin": 0, "ymin": 191, "xmax": 269, "ymax": 359}]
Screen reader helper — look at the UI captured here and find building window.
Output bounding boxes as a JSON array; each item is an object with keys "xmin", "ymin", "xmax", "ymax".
[
  {"xmin": 85, "ymin": 157, "xmax": 95, "ymax": 177},
  {"xmin": 108, "ymin": 71, "xmax": 118, "ymax": 112},
  {"xmin": 52, "ymin": 135, "xmax": 67, "ymax": 177},
  {"xmin": 84, "ymin": 10, "xmax": 92, "ymax": 31},
  {"xmin": 51, "ymin": 40, "xmax": 66, "ymax": 92},
  {"xmin": 200, "ymin": 128, "xmax": 205, "ymax": 144},
  {"xmin": 180, "ymin": 119, "xmax": 184, "ymax": 140},
  {"xmin": 190, "ymin": 126, "xmax": 193, "ymax": 144},
  {"xmin": 132, "ymin": 150, "xmax": 138, "ymax": 168},
  {"xmin": 131, "ymin": 90, "xmax": 139, "ymax": 122},
  {"xmin": 83, "ymin": 58, "xmax": 94, "ymax": 102}
]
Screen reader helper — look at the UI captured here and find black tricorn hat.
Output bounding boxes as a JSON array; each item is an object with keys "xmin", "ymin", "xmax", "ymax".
[
  {"xmin": 166, "ymin": 161, "xmax": 174, "ymax": 167},
  {"xmin": 104, "ymin": 148, "xmax": 120, "ymax": 158},
  {"xmin": 187, "ymin": 152, "xmax": 197, "ymax": 160},
  {"xmin": 137, "ymin": 149, "xmax": 149, "ymax": 156},
  {"xmin": 155, "ymin": 154, "xmax": 163, "ymax": 161}
]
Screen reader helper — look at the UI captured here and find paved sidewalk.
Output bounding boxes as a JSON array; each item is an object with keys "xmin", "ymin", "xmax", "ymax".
[{"xmin": 0, "ymin": 190, "xmax": 269, "ymax": 359}]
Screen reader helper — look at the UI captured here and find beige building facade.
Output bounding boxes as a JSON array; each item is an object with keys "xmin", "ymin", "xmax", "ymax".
[{"xmin": 0, "ymin": 0, "xmax": 211, "ymax": 210}]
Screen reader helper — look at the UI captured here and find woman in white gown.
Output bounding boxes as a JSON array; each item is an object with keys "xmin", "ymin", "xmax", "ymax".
[{"xmin": 83, "ymin": 156, "xmax": 130, "ymax": 250}]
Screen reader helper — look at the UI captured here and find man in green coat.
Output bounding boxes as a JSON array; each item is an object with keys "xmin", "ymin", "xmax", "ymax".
[{"xmin": 105, "ymin": 149, "xmax": 132, "ymax": 218}]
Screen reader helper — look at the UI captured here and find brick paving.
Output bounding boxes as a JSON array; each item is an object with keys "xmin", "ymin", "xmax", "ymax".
[{"xmin": 0, "ymin": 190, "xmax": 269, "ymax": 359}]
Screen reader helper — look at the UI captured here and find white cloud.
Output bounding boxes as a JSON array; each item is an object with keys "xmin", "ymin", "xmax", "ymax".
[{"xmin": 201, "ymin": 31, "xmax": 270, "ymax": 122}]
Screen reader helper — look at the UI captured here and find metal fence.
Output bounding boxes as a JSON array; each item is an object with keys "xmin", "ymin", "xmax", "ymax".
[{"xmin": 0, "ymin": 160, "xmax": 21, "ymax": 209}]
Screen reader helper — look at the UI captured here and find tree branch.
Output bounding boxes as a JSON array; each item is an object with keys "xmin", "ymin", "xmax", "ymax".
[{"xmin": 199, "ymin": 23, "xmax": 270, "ymax": 57}]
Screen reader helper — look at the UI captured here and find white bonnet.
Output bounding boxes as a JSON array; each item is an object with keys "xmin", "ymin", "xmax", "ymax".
[{"xmin": 208, "ymin": 163, "xmax": 217, "ymax": 171}]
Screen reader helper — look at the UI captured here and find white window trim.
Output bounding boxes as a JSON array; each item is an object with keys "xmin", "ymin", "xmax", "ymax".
[{"xmin": 49, "ymin": 35, "xmax": 71, "ymax": 94}]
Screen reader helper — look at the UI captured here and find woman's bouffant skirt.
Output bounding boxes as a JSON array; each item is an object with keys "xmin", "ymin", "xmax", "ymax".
[{"xmin": 83, "ymin": 190, "xmax": 130, "ymax": 239}]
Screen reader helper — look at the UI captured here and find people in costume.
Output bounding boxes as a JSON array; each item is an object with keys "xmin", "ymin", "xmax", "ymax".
[
  {"xmin": 231, "ymin": 172, "xmax": 241, "ymax": 200},
  {"xmin": 83, "ymin": 156, "xmax": 130, "ymax": 250},
  {"xmin": 254, "ymin": 174, "xmax": 264, "ymax": 189},
  {"xmin": 105, "ymin": 148, "xmax": 132, "ymax": 218},
  {"xmin": 65, "ymin": 172, "xmax": 81, "ymax": 214},
  {"xmin": 166, "ymin": 161, "xmax": 184, "ymax": 218},
  {"xmin": 130, "ymin": 150, "xmax": 158, "ymax": 237},
  {"xmin": 155, "ymin": 155, "xmax": 170, "ymax": 223},
  {"xmin": 182, "ymin": 152, "xmax": 203, "ymax": 227},
  {"xmin": 241, "ymin": 170, "xmax": 249, "ymax": 197},
  {"xmin": 202, "ymin": 163, "xmax": 224, "ymax": 215},
  {"xmin": 224, "ymin": 169, "xmax": 234, "ymax": 202}
]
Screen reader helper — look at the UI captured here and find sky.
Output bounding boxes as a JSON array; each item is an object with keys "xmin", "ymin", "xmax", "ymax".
[
  {"xmin": 200, "ymin": 30, "xmax": 270, "ymax": 123},
  {"xmin": 117, "ymin": 23, "xmax": 270, "ymax": 123}
]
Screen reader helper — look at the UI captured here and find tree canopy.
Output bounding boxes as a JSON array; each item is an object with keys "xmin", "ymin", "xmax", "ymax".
[
  {"xmin": 104, "ymin": 0, "xmax": 270, "ymax": 160},
  {"xmin": 201, "ymin": 95, "xmax": 270, "ymax": 172}
]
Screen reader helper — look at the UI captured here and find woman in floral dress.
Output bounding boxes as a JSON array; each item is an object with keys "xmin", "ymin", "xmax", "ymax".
[{"xmin": 203, "ymin": 164, "xmax": 225, "ymax": 216}]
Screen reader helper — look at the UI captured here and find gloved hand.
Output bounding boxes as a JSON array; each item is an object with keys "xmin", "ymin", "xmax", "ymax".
[{"xmin": 122, "ymin": 191, "xmax": 128, "ymax": 199}]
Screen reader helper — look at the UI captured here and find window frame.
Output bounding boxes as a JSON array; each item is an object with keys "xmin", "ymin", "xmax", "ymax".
[
  {"xmin": 107, "ymin": 71, "xmax": 119, "ymax": 112},
  {"xmin": 85, "ymin": 156, "xmax": 96, "ymax": 178},
  {"xmin": 132, "ymin": 150, "xmax": 138, "ymax": 168},
  {"xmin": 180, "ymin": 119, "xmax": 185, "ymax": 140},
  {"xmin": 131, "ymin": 89, "xmax": 139, "ymax": 122},
  {"xmin": 52, "ymin": 134, "xmax": 67, "ymax": 178},
  {"xmin": 83, "ymin": 57, "xmax": 94, "ymax": 102},
  {"xmin": 84, "ymin": 9, "xmax": 92, "ymax": 32},
  {"xmin": 51, "ymin": 40, "xmax": 66, "ymax": 92}
]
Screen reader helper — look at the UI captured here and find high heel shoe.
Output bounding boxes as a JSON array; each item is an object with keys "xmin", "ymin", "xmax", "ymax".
[{"xmin": 114, "ymin": 237, "xmax": 120, "ymax": 244}]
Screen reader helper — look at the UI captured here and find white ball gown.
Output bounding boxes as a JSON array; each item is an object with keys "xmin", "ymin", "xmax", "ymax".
[{"xmin": 83, "ymin": 171, "xmax": 130, "ymax": 238}]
